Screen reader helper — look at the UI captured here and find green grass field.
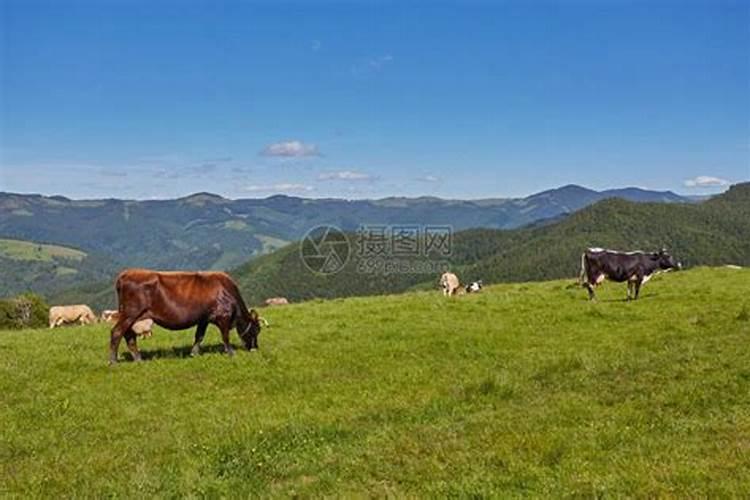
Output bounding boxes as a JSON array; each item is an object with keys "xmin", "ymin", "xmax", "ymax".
[
  {"xmin": 1, "ymin": 267, "xmax": 748, "ymax": 496},
  {"xmin": 0, "ymin": 238, "xmax": 86, "ymax": 262}
]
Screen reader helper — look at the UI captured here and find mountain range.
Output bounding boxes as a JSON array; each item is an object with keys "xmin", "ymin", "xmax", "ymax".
[
  {"xmin": 3, "ymin": 182, "xmax": 743, "ymax": 309},
  {"xmin": 229, "ymin": 182, "xmax": 749, "ymax": 305},
  {"xmin": 1, "ymin": 184, "xmax": 691, "ymax": 275}
]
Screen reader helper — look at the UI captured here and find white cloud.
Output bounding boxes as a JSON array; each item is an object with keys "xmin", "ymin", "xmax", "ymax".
[
  {"xmin": 351, "ymin": 54, "xmax": 394, "ymax": 75},
  {"xmin": 415, "ymin": 175, "xmax": 440, "ymax": 183},
  {"xmin": 318, "ymin": 170, "xmax": 375, "ymax": 181},
  {"xmin": 683, "ymin": 175, "xmax": 730, "ymax": 188},
  {"xmin": 260, "ymin": 140, "xmax": 320, "ymax": 157},
  {"xmin": 245, "ymin": 183, "xmax": 314, "ymax": 194},
  {"xmin": 369, "ymin": 54, "xmax": 393, "ymax": 70}
]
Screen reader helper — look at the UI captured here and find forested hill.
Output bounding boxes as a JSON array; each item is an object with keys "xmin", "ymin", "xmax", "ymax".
[
  {"xmin": 231, "ymin": 182, "xmax": 749, "ymax": 305},
  {"xmin": 40, "ymin": 183, "xmax": 747, "ymax": 309},
  {"xmin": 0, "ymin": 184, "xmax": 690, "ymax": 275}
]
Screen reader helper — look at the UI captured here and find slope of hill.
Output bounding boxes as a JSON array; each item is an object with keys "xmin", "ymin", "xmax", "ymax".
[
  {"xmin": 0, "ymin": 238, "xmax": 118, "ymax": 298},
  {"xmin": 232, "ymin": 182, "xmax": 749, "ymax": 305},
  {"xmin": 454, "ymin": 181, "xmax": 750, "ymax": 284},
  {"xmin": 0, "ymin": 185, "xmax": 692, "ymax": 276},
  {"xmin": 1, "ymin": 268, "xmax": 748, "ymax": 496}
]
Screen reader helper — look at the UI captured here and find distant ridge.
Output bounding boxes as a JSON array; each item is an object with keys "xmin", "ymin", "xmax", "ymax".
[
  {"xmin": 0, "ymin": 184, "xmax": 709, "ymax": 300},
  {"xmin": 228, "ymin": 182, "xmax": 748, "ymax": 305}
]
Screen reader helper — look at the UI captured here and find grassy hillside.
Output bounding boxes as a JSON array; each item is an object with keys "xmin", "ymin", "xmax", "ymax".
[
  {"xmin": 0, "ymin": 238, "xmax": 86, "ymax": 261},
  {"xmin": 0, "ymin": 238, "xmax": 118, "ymax": 299},
  {"xmin": 0, "ymin": 267, "xmax": 748, "ymax": 496},
  {"xmin": 232, "ymin": 182, "xmax": 749, "ymax": 304},
  {"xmin": 454, "ymin": 181, "xmax": 750, "ymax": 284},
  {"xmin": 46, "ymin": 279, "xmax": 118, "ymax": 312}
]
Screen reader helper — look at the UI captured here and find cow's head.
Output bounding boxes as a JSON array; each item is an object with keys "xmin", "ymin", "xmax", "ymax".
[
  {"xmin": 240, "ymin": 309, "xmax": 262, "ymax": 349},
  {"xmin": 657, "ymin": 248, "xmax": 681, "ymax": 270}
]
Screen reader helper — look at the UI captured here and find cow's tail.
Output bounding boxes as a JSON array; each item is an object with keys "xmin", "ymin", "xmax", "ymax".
[
  {"xmin": 115, "ymin": 271, "xmax": 126, "ymax": 313},
  {"xmin": 579, "ymin": 252, "xmax": 588, "ymax": 285}
]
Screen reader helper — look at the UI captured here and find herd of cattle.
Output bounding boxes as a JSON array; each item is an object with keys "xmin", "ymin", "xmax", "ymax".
[
  {"xmin": 440, "ymin": 247, "xmax": 681, "ymax": 301},
  {"xmin": 49, "ymin": 305, "xmax": 154, "ymax": 336},
  {"xmin": 44, "ymin": 247, "xmax": 681, "ymax": 363},
  {"xmin": 439, "ymin": 272, "xmax": 483, "ymax": 296}
]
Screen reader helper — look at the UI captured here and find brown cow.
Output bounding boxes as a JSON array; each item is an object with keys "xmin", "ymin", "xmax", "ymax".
[{"xmin": 109, "ymin": 269, "xmax": 262, "ymax": 364}]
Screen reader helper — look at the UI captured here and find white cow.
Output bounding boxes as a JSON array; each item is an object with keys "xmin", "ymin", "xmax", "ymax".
[
  {"xmin": 263, "ymin": 297, "xmax": 289, "ymax": 306},
  {"xmin": 49, "ymin": 305, "xmax": 97, "ymax": 328},
  {"xmin": 101, "ymin": 311, "xmax": 153, "ymax": 337},
  {"xmin": 131, "ymin": 318, "xmax": 154, "ymax": 338},
  {"xmin": 439, "ymin": 272, "xmax": 461, "ymax": 296}
]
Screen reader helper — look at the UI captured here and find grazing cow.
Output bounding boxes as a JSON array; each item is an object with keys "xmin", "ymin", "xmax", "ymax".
[
  {"xmin": 440, "ymin": 272, "xmax": 461, "ymax": 296},
  {"xmin": 264, "ymin": 297, "xmax": 289, "ymax": 307},
  {"xmin": 49, "ymin": 305, "xmax": 97, "ymax": 328},
  {"xmin": 465, "ymin": 280, "xmax": 483, "ymax": 293},
  {"xmin": 100, "ymin": 310, "xmax": 118, "ymax": 323},
  {"xmin": 580, "ymin": 247, "xmax": 681, "ymax": 301},
  {"xmin": 131, "ymin": 318, "xmax": 154, "ymax": 338},
  {"xmin": 109, "ymin": 269, "xmax": 262, "ymax": 364},
  {"xmin": 102, "ymin": 310, "xmax": 154, "ymax": 337}
]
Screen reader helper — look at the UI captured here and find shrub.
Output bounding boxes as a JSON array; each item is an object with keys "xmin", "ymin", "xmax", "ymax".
[{"xmin": 0, "ymin": 293, "xmax": 49, "ymax": 330}]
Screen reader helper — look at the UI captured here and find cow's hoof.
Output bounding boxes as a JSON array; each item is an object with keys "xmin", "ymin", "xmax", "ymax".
[
  {"xmin": 190, "ymin": 347, "xmax": 200, "ymax": 357},
  {"xmin": 225, "ymin": 349, "xmax": 235, "ymax": 357}
]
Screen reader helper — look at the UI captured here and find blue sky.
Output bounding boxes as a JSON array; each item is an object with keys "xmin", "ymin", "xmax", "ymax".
[{"xmin": 1, "ymin": 0, "xmax": 748, "ymax": 200}]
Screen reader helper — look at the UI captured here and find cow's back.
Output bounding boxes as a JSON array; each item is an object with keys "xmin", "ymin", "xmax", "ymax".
[{"xmin": 116, "ymin": 269, "xmax": 239, "ymax": 321}]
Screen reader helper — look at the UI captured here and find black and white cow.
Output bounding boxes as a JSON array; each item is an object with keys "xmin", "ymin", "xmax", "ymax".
[
  {"xmin": 465, "ymin": 280, "xmax": 483, "ymax": 293},
  {"xmin": 580, "ymin": 247, "xmax": 681, "ymax": 301}
]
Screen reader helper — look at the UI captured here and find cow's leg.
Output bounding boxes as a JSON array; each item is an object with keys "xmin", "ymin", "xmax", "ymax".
[
  {"xmin": 584, "ymin": 281, "xmax": 596, "ymax": 301},
  {"xmin": 124, "ymin": 330, "xmax": 142, "ymax": 362},
  {"xmin": 191, "ymin": 320, "xmax": 208, "ymax": 357},
  {"xmin": 216, "ymin": 319, "xmax": 235, "ymax": 356},
  {"xmin": 109, "ymin": 316, "xmax": 136, "ymax": 364},
  {"xmin": 109, "ymin": 322, "xmax": 125, "ymax": 364},
  {"xmin": 634, "ymin": 278, "xmax": 643, "ymax": 300},
  {"xmin": 626, "ymin": 281, "xmax": 633, "ymax": 301}
]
